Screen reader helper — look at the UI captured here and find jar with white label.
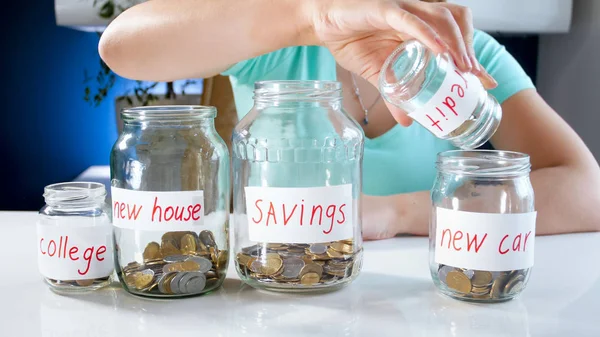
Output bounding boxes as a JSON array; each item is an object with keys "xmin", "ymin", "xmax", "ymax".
[
  {"xmin": 37, "ymin": 182, "xmax": 113, "ymax": 294},
  {"xmin": 430, "ymin": 150, "xmax": 537, "ymax": 302},
  {"xmin": 110, "ymin": 106, "xmax": 230, "ymax": 298},
  {"xmin": 379, "ymin": 40, "xmax": 502, "ymax": 149},
  {"xmin": 232, "ymin": 80, "xmax": 364, "ymax": 292}
]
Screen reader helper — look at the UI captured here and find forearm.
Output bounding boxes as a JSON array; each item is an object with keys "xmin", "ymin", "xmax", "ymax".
[{"xmin": 99, "ymin": 0, "xmax": 316, "ymax": 81}]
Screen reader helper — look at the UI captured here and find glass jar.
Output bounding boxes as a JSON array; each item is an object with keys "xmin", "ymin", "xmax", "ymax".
[
  {"xmin": 430, "ymin": 150, "xmax": 537, "ymax": 302},
  {"xmin": 110, "ymin": 106, "xmax": 230, "ymax": 298},
  {"xmin": 379, "ymin": 39, "xmax": 502, "ymax": 149},
  {"xmin": 232, "ymin": 80, "xmax": 364, "ymax": 293},
  {"xmin": 37, "ymin": 182, "xmax": 113, "ymax": 294}
]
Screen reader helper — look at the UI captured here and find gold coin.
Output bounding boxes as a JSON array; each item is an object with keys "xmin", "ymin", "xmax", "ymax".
[
  {"xmin": 341, "ymin": 239, "xmax": 354, "ymax": 245},
  {"xmin": 490, "ymin": 274, "xmax": 510, "ymax": 299},
  {"xmin": 330, "ymin": 242, "xmax": 353, "ymax": 254},
  {"xmin": 326, "ymin": 248, "xmax": 344, "ymax": 258},
  {"xmin": 260, "ymin": 257, "xmax": 283, "ymax": 276},
  {"xmin": 180, "ymin": 234, "xmax": 197, "ymax": 255},
  {"xmin": 163, "ymin": 273, "xmax": 177, "ymax": 294},
  {"xmin": 445, "ymin": 271, "xmax": 472, "ymax": 294},
  {"xmin": 164, "ymin": 260, "xmax": 200, "ymax": 273},
  {"xmin": 210, "ymin": 247, "xmax": 219, "ymax": 264},
  {"xmin": 471, "ymin": 286, "xmax": 490, "ymax": 295},
  {"xmin": 217, "ymin": 250, "xmax": 229, "ymax": 269},
  {"xmin": 471, "ymin": 271, "xmax": 493, "ymax": 287},
  {"xmin": 160, "ymin": 240, "xmax": 180, "ymax": 257},
  {"xmin": 300, "ymin": 263, "xmax": 323, "ymax": 278},
  {"xmin": 76, "ymin": 279, "xmax": 94, "ymax": 286},
  {"xmin": 300, "ymin": 272, "xmax": 320, "ymax": 285},
  {"xmin": 237, "ymin": 253, "xmax": 251, "ymax": 266},
  {"xmin": 131, "ymin": 270, "xmax": 154, "ymax": 290},
  {"xmin": 248, "ymin": 259, "xmax": 262, "ymax": 273},
  {"xmin": 143, "ymin": 242, "xmax": 162, "ymax": 261},
  {"xmin": 301, "ymin": 255, "xmax": 314, "ymax": 265}
]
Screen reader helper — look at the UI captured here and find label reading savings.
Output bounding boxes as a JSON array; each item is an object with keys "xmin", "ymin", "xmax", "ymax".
[{"xmin": 245, "ymin": 185, "xmax": 354, "ymax": 243}]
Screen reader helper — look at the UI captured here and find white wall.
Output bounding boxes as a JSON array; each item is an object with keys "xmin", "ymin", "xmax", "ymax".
[{"xmin": 537, "ymin": 0, "xmax": 600, "ymax": 160}]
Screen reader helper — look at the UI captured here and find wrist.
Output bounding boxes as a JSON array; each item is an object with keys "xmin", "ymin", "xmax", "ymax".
[{"xmin": 296, "ymin": 0, "xmax": 325, "ymax": 46}]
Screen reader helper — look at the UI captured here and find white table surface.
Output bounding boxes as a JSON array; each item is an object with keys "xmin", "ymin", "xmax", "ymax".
[{"xmin": 2, "ymin": 211, "xmax": 599, "ymax": 337}]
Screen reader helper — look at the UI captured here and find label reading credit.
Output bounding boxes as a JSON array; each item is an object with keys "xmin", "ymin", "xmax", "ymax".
[
  {"xmin": 435, "ymin": 208, "xmax": 537, "ymax": 271},
  {"xmin": 410, "ymin": 62, "xmax": 483, "ymax": 138},
  {"xmin": 111, "ymin": 187, "xmax": 205, "ymax": 231},
  {"xmin": 37, "ymin": 224, "xmax": 114, "ymax": 280},
  {"xmin": 245, "ymin": 185, "xmax": 354, "ymax": 243}
]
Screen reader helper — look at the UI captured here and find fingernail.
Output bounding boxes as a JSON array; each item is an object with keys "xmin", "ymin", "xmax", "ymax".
[
  {"xmin": 462, "ymin": 54, "xmax": 472, "ymax": 71},
  {"xmin": 485, "ymin": 72, "xmax": 498, "ymax": 87}
]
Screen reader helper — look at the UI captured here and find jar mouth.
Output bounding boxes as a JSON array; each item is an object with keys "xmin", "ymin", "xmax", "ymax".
[
  {"xmin": 379, "ymin": 39, "xmax": 429, "ymax": 96},
  {"xmin": 253, "ymin": 80, "xmax": 342, "ymax": 101},
  {"xmin": 436, "ymin": 150, "xmax": 531, "ymax": 177},
  {"xmin": 121, "ymin": 105, "xmax": 216, "ymax": 121},
  {"xmin": 44, "ymin": 182, "xmax": 107, "ymax": 205}
]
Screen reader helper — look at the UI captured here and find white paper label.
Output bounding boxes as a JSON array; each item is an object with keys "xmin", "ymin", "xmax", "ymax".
[
  {"xmin": 110, "ymin": 187, "xmax": 204, "ymax": 231},
  {"xmin": 244, "ymin": 185, "xmax": 354, "ymax": 243},
  {"xmin": 410, "ymin": 63, "xmax": 483, "ymax": 138},
  {"xmin": 435, "ymin": 208, "xmax": 537, "ymax": 271},
  {"xmin": 37, "ymin": 222, "xmax": 114, "ymax": 280}
]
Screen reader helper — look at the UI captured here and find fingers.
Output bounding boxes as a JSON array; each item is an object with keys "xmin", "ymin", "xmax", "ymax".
[
  {"xmin": 384, "ymin": 6, "xmax": 448, "ymax": 55},
  {"xmin": 384, "ymin": 101, "xmax": 413, "ymax": 127}
]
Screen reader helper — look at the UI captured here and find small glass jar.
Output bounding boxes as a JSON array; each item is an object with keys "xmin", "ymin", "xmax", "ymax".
[
  {"xmin": 430, "ymin": 150, "xmax": 537, "ymax": 302},
  {"xmin": 232, "ymin": 80, "xmax": 364, "ymax": 293},
  {"xmin": 379, "ymin": 40, "xmax": 502, "ymax": 149},
  {"xmin": 110, "ymin": 106, "xmax": 230, "ymax": 298},
  {"xmin": 37, "ymin": 182, "xmax": 113, "ymax": 294}
]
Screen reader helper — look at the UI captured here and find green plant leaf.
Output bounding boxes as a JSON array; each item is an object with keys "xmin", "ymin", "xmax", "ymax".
[{"xmin": 99, "ymin": 1, "xmax": 115, "ymax": 19}]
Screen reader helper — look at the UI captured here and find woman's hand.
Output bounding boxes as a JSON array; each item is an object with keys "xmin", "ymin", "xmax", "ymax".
[{"xmin": 309, "ymin": 0, "xmax": 497, "ymax": 125}]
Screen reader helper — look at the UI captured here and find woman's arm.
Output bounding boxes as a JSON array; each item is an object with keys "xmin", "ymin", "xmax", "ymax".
[{"xmin": 362, "ymin": 90, "xmax": 600, "ymax": 239}]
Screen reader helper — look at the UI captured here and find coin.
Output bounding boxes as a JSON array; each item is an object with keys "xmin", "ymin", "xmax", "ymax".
[
  {"xmin": 437, "ymin": 265, "xmax": 454, "ymax": 282},
  {"xmin": 330, "ymin": 242, "xmax": 353, "ymax": 254},
  {"xmin": 143, "ymin": 242, "xmax": 162, "ymax": 261},
  {"xmin": 242, "ymin": 244, "xmax": 261, "ymax": 256},
  {"xmin": 300, "ymin": 272, "xmax": 320, "ymax": 285},
  {"xmin": 163, "ymin": 255, "xmax": 189, "ymax": 263},
  {"xmin": 260, "ymin": 256, "xmax": 283, "ymax": 276},
  {"xmin": 184, "ymin": 274, "xmax": 207, "ymax": 293},
  {"xmin": 308, "ymin": 243, "xmax": 328, "ymax": 255},
  {"xmin": 160, "ymin": 240, "xmax": 180, "ymax": 257},
  {"xmin": 471, "ymin": 286, "xmax": 491, "ymax": 295},
  {"xmin": 445, "ymin": 271, "xmax": 472, "ymax": 294},
  {"xmin": 282, "ymin": 257, "xmax": 305, "ymax": 279},
  {"xmin": 180, "ymin": 234, "xmax": 198, "ymax": 255},
  {"xmin": 237, "ymin": 253, "xmax": 251, "ymax": 266},
  {"xmin": 187, "ymin": 256, "xmax": 213, "ymax": 273},
  {"xmin": 163, "ymin": 273, "xmax": 178, "ymax": 294},
  {"xmin": 199, "ymin": 230, "xmax": 217, "ymax": 248},
  {"xmin": 170, "ymin": 272, "xmax": 187, "ymax": 294},
  {"xmin": 216, "ymin": 250, "xmax": 228, "ymax": 269},
  {"xmin": 471, "ymin": 271, "xmax": 493, "ymax": 287},
  {"xmin": 504, "ymin": 274, "xmax": 525, "ymax": 296},
  {"xmin": 249, "ymin": 259, "xmax": 262, "ymax": 273},
  {"xmin": 163, "ymin": 260, "xmax": 201, "ymax": 273},
  {"xmin": 130, "ymin": 269, "xmax": 155, "ymax": 290},
  {"xmin": 300, "ymin": 262, "xmax": 323, "ymax": 278},
  {"xmin": 76, "ymin": 279, "xmax": 94, "ymax": 286},
  {"xmin": 326, "ymin": 248, "xmax": 344, "ymax": 258},
  {"xmin": 158, "ymin": 272, "xmax": 175, "ymax": 294},
  {"xmin": 490, "ymin": 273, "xmax": 510, "ymax": 299}
]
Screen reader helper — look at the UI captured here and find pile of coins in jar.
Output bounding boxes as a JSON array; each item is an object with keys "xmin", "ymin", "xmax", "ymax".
[
  {"xmin": 235, "ymin": 239, "xmax": 359, "ymax": 287},
  {"xmin": 437, "ymin": 264, "xmax": 530, "ymax": 301},
  {"xmin": 120, "ymin": 230, "xmax": 228, "ymax": 297}
]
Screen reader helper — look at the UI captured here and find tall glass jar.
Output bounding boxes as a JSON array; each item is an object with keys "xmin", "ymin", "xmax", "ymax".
[
  {"xmin": 379, "ymin": 40, "xmax": 502, "ymax": 149},
  {"xmin": 37, "ymin": 182, "xmax": 113, "ymax": 294},
  {"xmin": 430, "ymin": 150, "xmax": 537, "ymax": 302},
  {"xmin": 110, "ymin": 106, "xmax": 230, "ymax": 298},
  {"xmin": 232, "ymin": 81, "xmax": 364, "ymax": 293}
]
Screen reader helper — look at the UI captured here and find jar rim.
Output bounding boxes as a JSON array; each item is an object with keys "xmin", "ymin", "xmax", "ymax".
[
  {"xmin": 121, "ymin": 105, "xmax": 216, "ymax": 121},
  {"xmin": 379, "ymin": 39, "xmax": 430, "ymax": 94},
  {"xmin": 253, "ymin": 80, "xmax": 342, "ymax": 101},
  {"xmin": 43, "ymin": 182, "xmax": 107, "ymax": 205},
  {"xmin": 436, "ymin": 150, "xmax": 531, "ymax": 177}
]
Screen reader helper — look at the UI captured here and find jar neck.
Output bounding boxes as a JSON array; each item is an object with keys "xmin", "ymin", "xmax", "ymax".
[
  {"xmin": 43, "ymin": 182, "xmax": 106, "ymax": 209},
  {"xmin": 436, "ymin": 150, "xmax": 531, "ymax": 179},
  {"xmin": 253, "ymin": 80, "xmax": 343, "ymax": 108},
  {"xmin": 120, "ymin": 105, "xmax": 217, "ymax": 128}
]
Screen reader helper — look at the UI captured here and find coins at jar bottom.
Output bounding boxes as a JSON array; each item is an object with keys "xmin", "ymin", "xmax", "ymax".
[
  {"xmin": 235, "ymin": 240, "xmax": 360, "ymax": 288},
  {"xmin": 46, "ymin": 276, "xmax": 111, "ymax": 289},
  {"xmin": 120, "ymin": 230, "xmax": 227, "ymax": 297},
  {"xmin": 437, "ymin": 264, "xmax": 530, "ymax": 301}
]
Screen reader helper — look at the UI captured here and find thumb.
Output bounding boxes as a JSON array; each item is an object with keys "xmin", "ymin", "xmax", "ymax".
[{"xmin": 384, "ymin": 101, "xmax": 413, "ymax": 127}]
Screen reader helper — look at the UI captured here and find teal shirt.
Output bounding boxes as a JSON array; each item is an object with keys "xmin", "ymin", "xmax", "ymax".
[{"xmin": 222, "ymin": 30, "xmax": 535, "ymax": 195}]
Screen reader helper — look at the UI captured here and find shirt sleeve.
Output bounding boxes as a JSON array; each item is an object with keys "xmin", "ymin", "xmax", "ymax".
[{"xmin": 473, "ymin": 30, "xmax": 536, "ymax": 104}]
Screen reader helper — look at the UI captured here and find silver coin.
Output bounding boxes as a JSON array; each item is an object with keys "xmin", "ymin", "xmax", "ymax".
[
  {"xmin": 309, "ymin": 243, "xmax": 328, "ymax": 255},
  {"xmin": 437, "ymin": 265, "xmax": 455, "ymax": 284},
  {"xmin": 187, "ymin": 256, "xmax": 212, "ymax": 273},
  {"xmin": 178, "ymin": 272, "xmax": 205, "ymax": 293},
  {"xmin": 282, "ymin": 257, "xmax": 305, "ymax": 279},
  {"xmin": 158, "ymin": 272, "xmax": 176, "ymax": 294},
  {"xmin": 170, "ymin": 272, "xmax": 186, "ymax": 294},
  {"xmin": 462, "ymin": 269, "xmax": 475, "ymax": 279},
  {"xmin": 163, "ymin": 255, "xmax": 189, "ymax": 263},
  {"xmin": 199, "ymin": 230, "xmax": 217, "ymax": 248},
  {"xmin": 184, "ymin": 274, "xmax": 206, "ymax": 294}
]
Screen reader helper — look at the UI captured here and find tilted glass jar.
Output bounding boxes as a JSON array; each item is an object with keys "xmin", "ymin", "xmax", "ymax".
[
  {"xmin": 430, "ymin": 150, "xmax": 537, "ymax": 302},
  {"xmin": 37, "ymin": 182, "xmax": 113, "ymax": 294},
  {"xmin": 379, "ymin": 40, "xmax": 502, "ymax": 149},
  {"xmin": 110, "ymin": 106, "xmax": 230, "ymax": 298},
  {"xmin": 232, "ymin": 80, "xmax": 364, "ymax": 293}
]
